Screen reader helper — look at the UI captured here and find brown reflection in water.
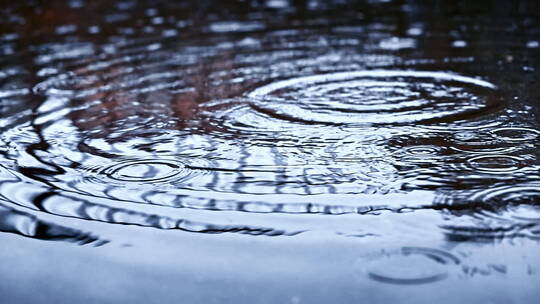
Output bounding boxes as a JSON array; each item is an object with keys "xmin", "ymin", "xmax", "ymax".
[
  {"xmin": 67, "ymin": 51, "xmax": 246, "ymax": 139},
  {"xmin": 3, "ymin": 0, "xmax": 539, "ymax": 138}
]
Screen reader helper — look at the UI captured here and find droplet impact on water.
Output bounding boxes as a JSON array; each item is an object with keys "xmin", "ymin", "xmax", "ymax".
[
  {"xmin": 357, "ymin": 247, "xmax": 460, "ymax": 285},
  {"xmin": 247, "ymin": 70, "xmax": 499, "ymax": 126},
  {"xmin": 0, "ymin": 0, "xmax": 538, "ymax": 253},
  {"xmin": 438, "ymin": 183, "xmax": 540, "ymax": 241},
  {"xmin": 466, "ymin": 155, "xmax": 524, "ymax": 173},
  {"xmin": 398, "ymin": 145, "xmax": 441, "ymax": 163},
  {"xmin": 100, "ymin": 159, "xmax": 185, "ymax": 183},
  {"xmin": 450, "ymin": 130, "xmax": 520, "ymax": 154},
  {"xmin": 2, "ymin": 1, "xmax": 540, "ymax": 302},
  {"xmin": 491, "ymin": 127, "xmax": 540, "ymax": 142},
  {"xmin": 467, "ymin": 183, "xmax": 540, "ymax": 207}
]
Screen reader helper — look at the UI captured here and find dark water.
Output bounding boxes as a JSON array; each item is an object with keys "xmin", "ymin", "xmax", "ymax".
[{"xmin": 1, "ymin": 0, "xmax": 540, "ymax": 303}]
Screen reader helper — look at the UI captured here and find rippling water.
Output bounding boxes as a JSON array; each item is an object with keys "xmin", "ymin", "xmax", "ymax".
[{"xmin": 1, "ymin": 0, "xmax": 540, "ymax": 303}]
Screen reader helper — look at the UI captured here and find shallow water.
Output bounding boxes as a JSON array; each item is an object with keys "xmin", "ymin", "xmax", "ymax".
[{"xmin": 1, "ymin": 0, "xmax": 540, "ymax": 303}]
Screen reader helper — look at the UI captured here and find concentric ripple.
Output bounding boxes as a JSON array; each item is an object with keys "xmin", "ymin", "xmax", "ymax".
[
  {"xmin": 356, "ymin": 247, "xmax": 460, "ymax": 285},
  {"xmin": 2, "ymin": 2, "xmax": 540, "ymax": 303},
  {"xmin": 491, "ymin": 127, "xmax": 540, "ymax": 142},
  {"xmin": 247, "ymin": 70, "xmax": 499, "ymax": 126},
  {"xmin": 467, "ymin": 183, "xmax": 540, "ymax": 207},
  {"xmin": 465, "ymin": 155, "xmax": 524, "ymax": 173},
  {"xmin": 0, "ymin": 0, "xmax": 539, "ymax": 249},
  {"xmin": 100, "ymin": 159, "xmax": 187, "ymax": 183},
  {"xmin": 437, "ymin": 183, "xmax": 540, "ymax": 241}
]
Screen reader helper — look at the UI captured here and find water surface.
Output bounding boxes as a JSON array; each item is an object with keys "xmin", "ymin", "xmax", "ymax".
[{"xmin": 1, "ymin": 1, "xmax": 540, "ymax": 303}]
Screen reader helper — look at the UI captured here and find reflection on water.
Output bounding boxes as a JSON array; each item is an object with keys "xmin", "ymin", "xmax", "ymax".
[{"xmin": 1, "ymin": 0, "xmax": 540, "ymax": 302}]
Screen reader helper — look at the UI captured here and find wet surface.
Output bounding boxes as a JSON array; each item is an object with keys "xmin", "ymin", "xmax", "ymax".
[{"xmin": 1, "ymin": 0, "xmax": 540, "ymax": 303}]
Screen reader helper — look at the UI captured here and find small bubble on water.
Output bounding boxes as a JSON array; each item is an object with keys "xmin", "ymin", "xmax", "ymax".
[
  {"xmin": 526, "ymin": 41, "xmax": 539, "ymax": 48},
  {"xmin": 452, "ymin": 40, "xmax": 467, "ymax": 48},
  {"xmin": 55, "ymin": 25, "xmax": 77, "ymax": 35},
  {"xmin": 146, "ymin": 43, "xmax": 161, "ymax": 51},
  {"xmin": 145, "ymin": 8, "xmax": 158, "ymax": 16},
  {"xmin": 88, "ymin": 25, "xmax": 100, "ymax": 34},
  {"xmin": 379, "ymin": 37, "xmax": 417, "ymax": 50},
  {"xmin": 69, "ymin": 0, "xmax": 84, "ymax": 9},
  {"xmin": 162, "ymin": 29, "xmax": 178, "ymax": 37},
  {"xmin": 407, "ymin": 27, "xmax": 423, "ymax": 36},
  {"xmin": 37, "ymin": 68, "xmax": 59, "ymax": 77},
  {"xmin": 152, "ymin": 17, "xmax": 164, "ymax": 25},
  {"xmin": 266, "ymin": 0, "xmax": 289, "ymax": 9}
]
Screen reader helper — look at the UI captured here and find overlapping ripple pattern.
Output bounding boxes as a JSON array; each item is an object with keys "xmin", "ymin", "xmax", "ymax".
[
  {"xmin": 246, "ymin": 70, "xmax": 499, "ymax": 125},
  {"xmin": 1, "ymin": 0, "xmax": 540, "ymax": 289}
]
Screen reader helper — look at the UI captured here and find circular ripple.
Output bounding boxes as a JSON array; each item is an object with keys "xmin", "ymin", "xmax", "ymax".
[
  {"xmin": 247, "ymin": 70, "xmax": 499, "ymax": 126},
  {"xmin": 100, "ymin": 159, "xmax": 186, "ymax": 183},
  {"xmin": 358, "ymin": 247, "xmax": 460, "ymax": 285},
  {"xmin": 404, "ymin": 145, "xmax": 440, "ymax": 155},
  {"xmin": 468, "ymin": 183, "xmax": 540, "ymax": 206},
  {"xmin": 398, "ymin": 145, "xmax": 443, "ymax": 164},
  {"xmin": 466, "ymin": 155, "xmax": 524, "ymax": 173},
  {"xmin": 450, "ymin": 131, "xmax": 520, "ymax": 154},
  {"xmin": 0, "ymin": 0, "xmax": 536, "ymax": 242},
  {"xmin": 491, "ymin": 127, "xmax": 540, "ymax": 142},
  {"xmin": 440, "ymin": 183, "xmax": 540, "ymax": 240}
]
